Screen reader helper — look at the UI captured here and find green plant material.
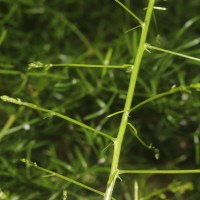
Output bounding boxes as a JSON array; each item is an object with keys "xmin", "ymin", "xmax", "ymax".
[
  {"xmin": 114, "ymin": 0, "xmax": 143, "ymax": 25},
  {"xmin": 107, "ymin": 170, "xmax": 119, "ymax": 186},
  {"xmin": 0, "ymin": 69, "xmax": 67, "ymax": 79},
  {"xmin": 142, "ymin": 180, "xmax": 194, "ymax": 200},
  {"xmin": 0, "ymin": 118, "xmax": 38, "ymax": 141},
  {"xmin": 0, "ymin": 96, "xmax": 115, "ymax": 141},
  {"xmin": 194, "ymin": 126, "xmax": 200, "ymax": 164},
  {"xmin": 28, "ymin": 61, "xmax": 132, "ymax": 70},
  {"xmin": 134, "ymin": 180, "xmax": 139, "ymax": 200},
  {"xmin": 0, "ymin": 29, "xmax": 7, "ymax": 45},
  {"xmin": 0, "ymin": 3, "xmax": 18, "ymax": 25},
  {"xmin": 146, "ymin": 43, "xmax": 200, "ymax": 62},
  {"xmin": 28, "ymin": 61, "xmax": 53, "ymax": 71},
  {"xmin": 125, "ymin": 25, "xmax": 142, "ymax": 33},
  {"xmin": 63, "ymin": 190, "xmax": 67, "ymax": 200},
  {"xmin": 153, "ymin": 6, "xmax": 167, "ymax": 11},
  {"xmin": 84, "ymin": 94, "xmax": 116, "ymax": 121},
  {"xmin": 190, "ymin": 83, "xmax": 200, "ymax": 90},
  {"xmin": 104, "ymin": 1, "xmax": 156, "ymax": 199},
  {"xmin": 107, "ymin": 83, "xmax": 200, "ymax": 118},
  {"xmin": 130, "ymin": 84, "xmax": 200, "ymax": 112},
  {"xmin": 46, "ymin": 6, "xmax": 93, "ymax": 50},
  {"xmin": 101, "ymin": 48, "xmax": 113, "ymax": 77},
  {"xmin": 0, "ymin": 189, "xmax": 7, "ymax": 199},
  {"xmin": 171, "ymin": 181, "xmax": 193, "ymax": 194},
  {"xmin": 1, "ymin": 0, "xmax": 200, "ymax": 199},
  {"xmin": 75, "ymin": 146, "xmax": 88, "ymax": 169},
  {"xmin": 20, "ymin": 159, "xmax": 108, "ymax": 198},
  {"xmin": 128, "ymin": 123, "xmax": 159, "ymax": 160},
  {"xmin": 1, "ymin": 114, "xmax": 16, "ymax": 133},
  {"xmin": 119, "ymin": 169, "xmax": 200, "ymax": 174},
  {"xmin": 175, "ymin": 16, "xmax": 200, "ymax": 41}
]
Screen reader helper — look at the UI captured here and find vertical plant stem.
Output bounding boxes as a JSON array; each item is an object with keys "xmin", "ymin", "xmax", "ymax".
[
  {"xmin": 104, "ymin": 1, "xmax": 155, "ymax": 199},
  {"xmin": 134, "ymin": 180, "xmax": 139, "ymax": 200}
]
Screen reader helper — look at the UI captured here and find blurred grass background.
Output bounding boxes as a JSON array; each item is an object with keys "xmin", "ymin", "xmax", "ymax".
[{"xmin": 0, "ymin": 0, "xmax": 200, "ymax": 199}]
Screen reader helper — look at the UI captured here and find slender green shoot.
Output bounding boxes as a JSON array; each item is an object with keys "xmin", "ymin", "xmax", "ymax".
[
  {"xmin": 106, "ymin": 110, "xmax": 124, "ymax": 118},
  {"xmin": 129, "ymin": 84, "xmax": 199, "ymax": 112},
  {"xmin": 104, "ymin": 1, "xmax": 155, "ymax": 199},
  {"xmin": 134, "ymin": 180, "xmax": 139, "ymax": 200},
  {"xmin": 119, "ymin": 169, "xmax": 200, "ymax": 174},
  {"xmin": 107, "ymin": 83, "xmax": 200, "ymax": 118},
  {"xmin": 146, "ymin": 43, "xmax": 200, "ymax": 62},
  {"xmin": 0, "ymin": 69, "xmax": 67, "ymax": 79},
  {"xmin": 20, "ymin": 159, "xmax": 115, "ymax": 199},
  {"xmin": 125, "ymin": 25, "xmax": 142, "ymax": 33},
  {"xmin": 128, "ymin": 123, "xmax": 159, "ymax": 160},
  {"xmin": 0, "ymin": 96, "xmax": 115, "ymax": 141},
  {"xmin": 28, "ymin": 61, "xmax": 133, "ymax": 70},
  {"xmin": 114, "ymin": 0, "xmax": 143, "ymax": 25}
]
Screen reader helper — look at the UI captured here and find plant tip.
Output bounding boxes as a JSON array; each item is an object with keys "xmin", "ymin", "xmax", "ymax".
[
  {"xmin": 28, "ymin": 61, "xmax": 53, "ymax": 70},
  {"xmin": 0, "ymin": 96, "xmax": 22, "ymax": 105}
]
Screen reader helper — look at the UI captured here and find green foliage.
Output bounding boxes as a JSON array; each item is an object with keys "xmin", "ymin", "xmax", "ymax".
[{"xmin": 0, "ymin": 0, "xmax": 200, "ymax": 199}]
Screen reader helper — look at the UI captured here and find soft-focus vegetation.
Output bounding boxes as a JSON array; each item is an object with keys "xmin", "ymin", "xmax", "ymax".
[{"xmin": 0, "ymin": 0, "xmax": 200, "ymax": 199}]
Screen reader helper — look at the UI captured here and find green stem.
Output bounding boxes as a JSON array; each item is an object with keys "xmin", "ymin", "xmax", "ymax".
[
  {"xmin": 119, "ymin": 169, "xmax": 200, "ymax": 174},
  {"xmin": 114, "ymin": 0, "xmax": 143, "ymax": 25},
  {"xmin": 147, "ymin": 44, "xmax": 200, "ymax": 62},
  {"xmin": 28, "ymin": 62, "xmax": 132, "ymax": 70},
  {"xmin": 52, "ymin": 63, "xmax": 130, "ymax": 69},
  {"xmin": 0, "ymin": 69, "xmax": 67, "ymax": 79},
  {"xmin": 0, "ymin": 96, "xmax": 114, "ymax": 141},
  {"xmin": 107, "ymin": 83, "xmax": 200, "ymax": 118},
  {"xmin": 129, "ymin": 85, "xmax": 190, "ymax": 112},
  {"xmin": 104, "ymin": 1, "xmax": 155, "ymax": 199},
  {"xmin": 20, "ymin": 159, "xmax": 106, "ymax": 197},
  {"xmin": 1, "ymin": 114, "xmax": 16, "ymax": 132}
]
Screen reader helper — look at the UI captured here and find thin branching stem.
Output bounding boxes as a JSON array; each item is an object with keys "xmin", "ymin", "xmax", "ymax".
[
  {"xmin": 52, "ymin": 63, "xmax": 131, "ymax": 69},
  {"xmin": 114, "ymin": 0, "xmax": 143, "ymax": 25},
  {"xmin": 107, "ymin": 83, "xmax": 200, "ymax": 118},
  {"xmin": 119, "ymin": 169, "xmax": 200, "ymax": 174},
  {"xmin": 20, "ymin": 159, "xmax": 113, "ymax": 198},
  {"xmin": 104, "ymin": 1, "xmax": 155, "ymax": 199},
  {"xmin": 0, "ymin": 96, "xmax": 115, "ymax": 141},
  {"xmin": 147, "ymin": 43, "xmax": 200, "ymax": 62}
]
